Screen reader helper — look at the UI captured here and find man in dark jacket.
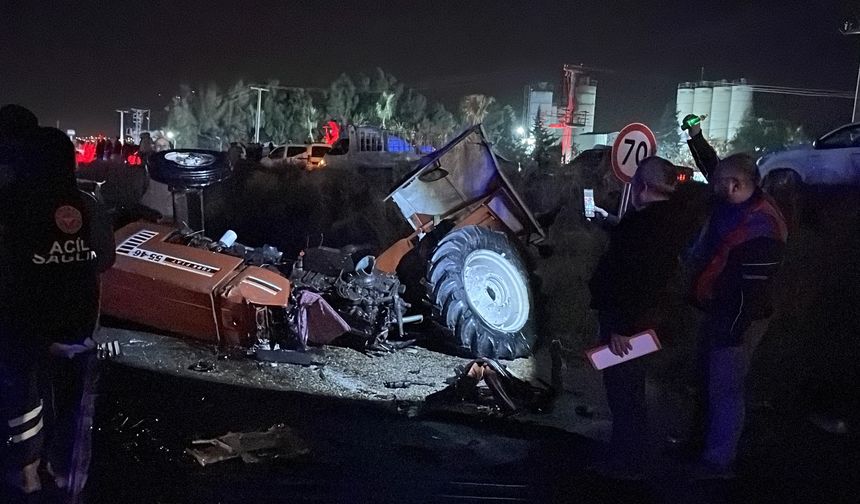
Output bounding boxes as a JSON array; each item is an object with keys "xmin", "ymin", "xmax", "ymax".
[
  {"xmin": 0, "ymin": 119, "xmax": 115, "ymax": 501},
  {"xmin": 588, "ymin": 156, "xmax": 705, "ymax": 478},
  {"xmin": 684, "ymin": 121, "xmax": 788, "ymax": 476}
]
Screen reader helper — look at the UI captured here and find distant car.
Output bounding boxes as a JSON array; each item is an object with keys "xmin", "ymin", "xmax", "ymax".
[
  {"xmin": 262, "ymin": 143, "xmax": 331, "ymax": 170},
  {"xmin": 757, "ymin": 122, "xmax": 860, "ymax": 189}
]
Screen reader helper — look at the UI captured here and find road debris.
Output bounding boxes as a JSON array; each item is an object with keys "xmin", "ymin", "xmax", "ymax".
[
  {"xmin": 186, "ymin": 424, "xmax": 310, "ymax": 466},
  {"xmin": 188, "ymin": 360, "xmax": 216, "ymax": 373},
  {"xmin": 426, "ymin": 358, "xmax": 556, "ymax": 414},
  {"xmin": 384, "ymin": 380, "xmax": 435, "ymax": 389}
]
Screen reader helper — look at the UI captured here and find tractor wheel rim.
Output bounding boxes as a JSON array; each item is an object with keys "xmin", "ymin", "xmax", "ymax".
[{"xmin": 462, "ymin": 249, "xmax": 529, "ymax": 332}]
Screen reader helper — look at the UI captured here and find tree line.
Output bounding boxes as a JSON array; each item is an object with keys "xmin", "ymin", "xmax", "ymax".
[
  {"xmin": 165, "ymin": 68, "xmax": 809, "ymax": 168},
  {"xmin": 165, "ymin": 68, "xmax": 524, "ymax": 157}
]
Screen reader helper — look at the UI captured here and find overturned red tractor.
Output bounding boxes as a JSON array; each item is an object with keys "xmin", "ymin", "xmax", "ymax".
[{"xmin": 99, "ymin": 126, "xmax": 545, "ymax": 359}]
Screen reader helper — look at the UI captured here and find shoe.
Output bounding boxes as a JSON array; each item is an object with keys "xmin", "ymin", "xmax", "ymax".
[
  {"xmin": 687, "ymin": 460, "xmax": 735, "ymax": 480},
  {"xmin": 808, "ymin": 413, "xmax": 849, "ymax": 435}
]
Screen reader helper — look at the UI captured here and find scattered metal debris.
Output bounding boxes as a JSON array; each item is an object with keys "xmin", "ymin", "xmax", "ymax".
[
  {"xmin": 425, "ymin": 358, "xmax": 556, "ymax": 414},
  {"xmin": 186, "ymin": 424, "xmax": 310, "ymax": 466},
  {"xmin": 188, "ymin": 360, "xmax": 217, "ymax": 373},
  {"xmin": 254, "ymin": 346, "xmax": 325, "ymax": 366},
  {"xmin": 384, "ymin": 380, "xmax": 436, "ymax": 389}
]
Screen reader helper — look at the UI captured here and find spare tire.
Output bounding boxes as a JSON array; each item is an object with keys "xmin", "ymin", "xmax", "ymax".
[
  {"xmin": 147, "ymin": 149, "xmax": 232, "ymax": 190},
  {"xmin": 426, "ymin": 225, "xmax": 536, "ymax": 359}
]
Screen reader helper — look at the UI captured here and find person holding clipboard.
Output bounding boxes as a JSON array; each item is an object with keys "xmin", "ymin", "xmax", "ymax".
[{"xmin": 587, "ymin": 156, "xmax": 704, "ymax": 480}]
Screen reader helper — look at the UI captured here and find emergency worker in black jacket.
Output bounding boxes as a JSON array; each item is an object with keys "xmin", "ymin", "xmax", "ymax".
[
  {"xmin": 588, "ymin": 156, "xmax": 705, "ymax": 478},
  {"xmin": 683, "ymin": 119, "xmax": 787, "ymax": 476},
  {"xmin": 0, "ymin": 119, "xmax": 115, "ymax": 500}
]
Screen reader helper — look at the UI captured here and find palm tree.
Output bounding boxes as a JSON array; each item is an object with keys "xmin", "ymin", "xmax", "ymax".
[
  {"xmin": 460, "ymin": 94, "xmax": 496, "ymax": 126},
  {"xmin": 304, "ymin": 104, "xmax": 319, "ymax": 143},
  {"xmin": 375, "ymin": 91, "xmax": 396, "ymax": 129}
]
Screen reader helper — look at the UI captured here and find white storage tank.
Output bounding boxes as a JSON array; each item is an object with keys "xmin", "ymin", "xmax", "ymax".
[
  {"xmin": 692, "ymin": 83, "xmax": 714, "ymax": 138},
  {"xmin": 709, "ymin": 82, "xmax": 733, "ymax": 143},
  {"xmin": 574, "ymin": 78, "xmax": 598, "ymax": 133},
  {"xmin": 525, "ymin": 89, "xmax": 555, "ymax": 128},
  {"xmin": 676, "ymin": 84, "xmax": 695, "ymax": 129},
  {"xmin": 727, "ymin": 82, "xmax": 753, "ymax": 143}
]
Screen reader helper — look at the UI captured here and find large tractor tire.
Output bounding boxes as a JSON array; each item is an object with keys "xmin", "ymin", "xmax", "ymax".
[{"xmin": 426, "ymin": 225, "xmax": 536, "ymax": 359}]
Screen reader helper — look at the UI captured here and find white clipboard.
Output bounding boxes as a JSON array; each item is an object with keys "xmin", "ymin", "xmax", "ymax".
[{"xmin": 585, "ymin": 330, "xmax": 661, "ymax": 370}]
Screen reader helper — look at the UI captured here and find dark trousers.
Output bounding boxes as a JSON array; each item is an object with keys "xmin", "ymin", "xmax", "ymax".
[
  {"xmin": 599, "ymin": 314, "xmax": 648, "ymax": 471},
  {"xmin": 0, "ymin": 352, "xmax": 45, "ymax": 469},
  {"xmin": 1, "ymin": 329, "xmax": 99, "ymax": 499}
]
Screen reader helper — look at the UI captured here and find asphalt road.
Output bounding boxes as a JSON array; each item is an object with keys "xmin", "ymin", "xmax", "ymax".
[{"xmin": 83, "ymin": 362, "xmax": 858, "ymax": 504}]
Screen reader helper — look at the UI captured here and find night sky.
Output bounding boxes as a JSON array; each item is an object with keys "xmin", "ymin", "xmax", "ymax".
[{"xmin": 2, "ymin": 0, "xmax": 859, "ymax": 136}]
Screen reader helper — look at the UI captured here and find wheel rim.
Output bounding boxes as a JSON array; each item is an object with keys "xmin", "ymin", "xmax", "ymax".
[{"xmin": 462, "ymin": 249, "xmax": 529, "ymax": 332}]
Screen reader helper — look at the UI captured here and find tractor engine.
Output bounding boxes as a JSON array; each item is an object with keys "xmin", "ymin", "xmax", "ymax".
[{"xmin": 289, "ymin": 246, "xmax": 409, "ymax": 347}]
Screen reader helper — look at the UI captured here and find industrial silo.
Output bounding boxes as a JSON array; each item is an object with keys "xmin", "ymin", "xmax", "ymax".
[
  {"xmin": 727, "ymin": 80, "xmax": 753, "ymax": 143},
  {"xmin": 528, "ymin": 89, "xmax": 555, "ymax": 127},
  {"xmin": 692, "ymin": 82, "xmax": 714, "ymax": 138},
  {"xmin": 676, "ymin": 83, "xmax": 695, "ymax": 129},
  {"xmin": 574, "ymin": 76, "xmax": 598, "ymax": 133},
  {"xmin": 709, "ymin": 81, "xmax": 732, "ymax": 143}
]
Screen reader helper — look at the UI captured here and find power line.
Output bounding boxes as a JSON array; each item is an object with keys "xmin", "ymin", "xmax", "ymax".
[{"xmin": 751, "ymin": 85, "xmax": 853, "ymax": 99}]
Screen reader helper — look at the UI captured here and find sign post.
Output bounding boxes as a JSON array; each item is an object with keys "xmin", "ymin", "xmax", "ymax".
[{"xmin": 611, "ymin": 123, "xmax": 657, "ymax": 217}]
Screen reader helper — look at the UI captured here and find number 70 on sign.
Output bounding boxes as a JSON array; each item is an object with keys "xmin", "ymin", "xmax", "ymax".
[{"xmin": 611, "ymin": 123, "xmax": 657, "ymax": 184}]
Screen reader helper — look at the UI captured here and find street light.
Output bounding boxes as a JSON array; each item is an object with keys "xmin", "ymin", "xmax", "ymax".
[
  {"xmin": 840, "ymin": 16, "xmax": 860, "ymax": 121},
  {"xmin": 250, "ymin": 86, "xmax": 270, "ymax": 143},
  {"xmin": 115, "ymin": 109, "xmax": 128, "ymax": 143}
]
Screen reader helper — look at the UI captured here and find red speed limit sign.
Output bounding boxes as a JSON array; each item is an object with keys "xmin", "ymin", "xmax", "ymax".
[{"xmin": 611, "ymin": 123, "xmax": 657, "ymax": 183}]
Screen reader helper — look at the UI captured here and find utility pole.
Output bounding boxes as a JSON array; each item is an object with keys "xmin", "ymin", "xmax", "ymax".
[
  {"xmin": 115, "ymin": 109, "xmax": 128, "ymax": 143},
  {"xmin": 130, "ymin": 108, "xmax": 150, "ymax": 144},
  {"xmin": 250, "ymin": 86, "xmax": 270, "ymax": 143},
  {"xmin": 840, "ymin": 16, "xmax": 860, "ymax": 121},
  {"xmin": 853, "ymin": 65, "xmax": 860, "ymax": 122}
]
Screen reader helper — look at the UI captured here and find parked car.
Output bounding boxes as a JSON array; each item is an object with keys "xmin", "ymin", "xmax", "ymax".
[
  {"xmin": 261, "ymin": 143, "xmax": 331, "ymax": 170},
  {"xmin": 757, "ymin": 122, "xmax": 860, "ymax": 189},
  {"xmin": 322, "ymin": 125, "xmax": 421, "ymax": 171},
  {"xmin": 756, "ymin": 122, "xmax": 860, "ymax": 225}
]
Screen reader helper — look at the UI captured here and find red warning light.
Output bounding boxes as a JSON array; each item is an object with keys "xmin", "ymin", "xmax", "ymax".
[
  {"xmin": 323, "ymin": 121, "xmax": 340, "ymax": 145},
  {"xmin": 676, "ymin": 167, "xmax": 693, "ymax": 183}
]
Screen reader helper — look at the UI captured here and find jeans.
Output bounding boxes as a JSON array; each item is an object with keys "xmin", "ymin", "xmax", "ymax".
[{"xmin": 698, "ymin": 317, "xmax": 769, "ymax": 468}]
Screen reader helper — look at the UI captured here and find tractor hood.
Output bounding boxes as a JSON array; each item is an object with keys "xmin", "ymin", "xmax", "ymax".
[{"xmin": 386, "ymin": 125, "xmax": 545, "ymax": 240}]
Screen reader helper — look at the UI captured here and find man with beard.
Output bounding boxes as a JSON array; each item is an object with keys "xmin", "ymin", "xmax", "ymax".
[{"xmin": 684, "ymin": 151, "xmax": 787, "ymax": 478}]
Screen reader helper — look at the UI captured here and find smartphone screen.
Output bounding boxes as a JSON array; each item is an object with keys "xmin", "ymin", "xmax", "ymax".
[{"xmin": 583, "ymin": 188, "xmax": 595, "ymax": 218}]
